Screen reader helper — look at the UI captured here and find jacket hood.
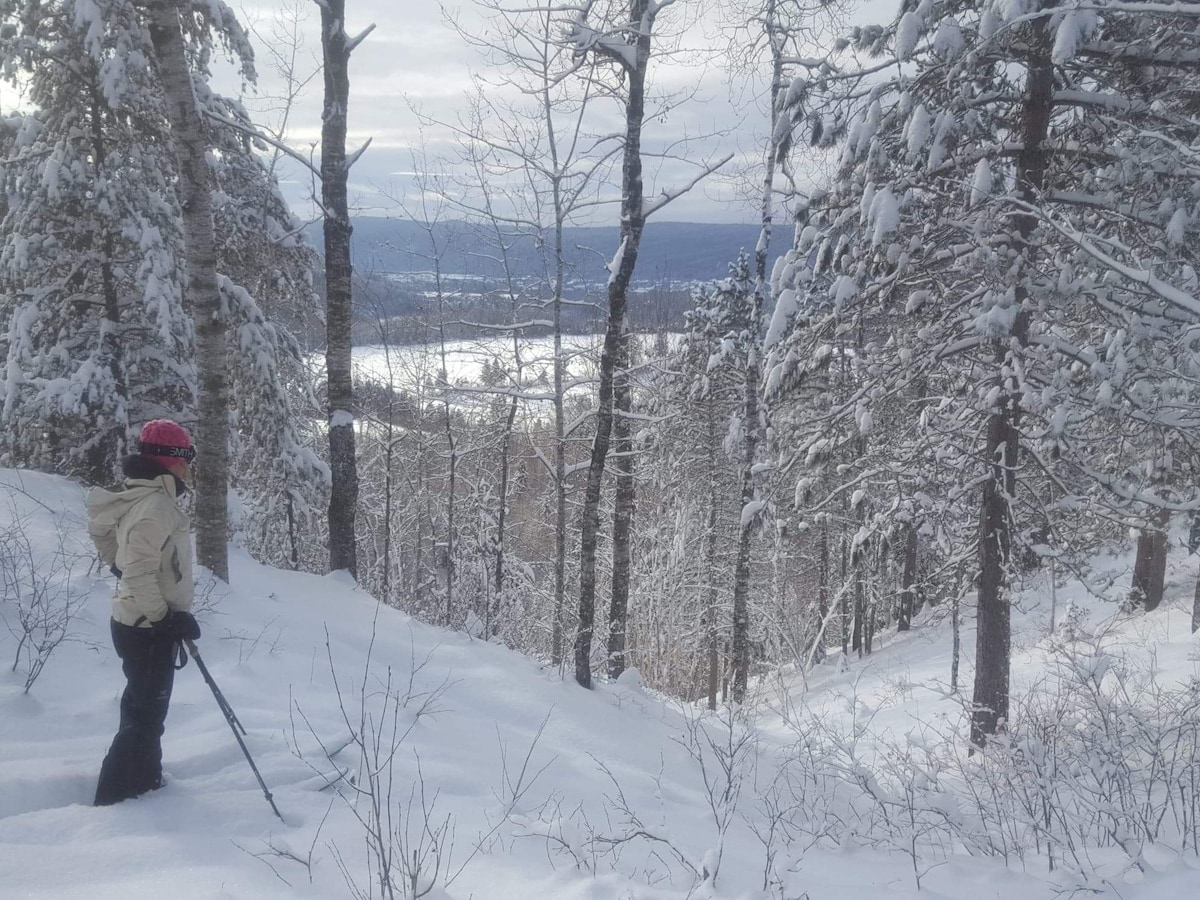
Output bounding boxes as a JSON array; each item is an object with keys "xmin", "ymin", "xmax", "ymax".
[{"xmin": 86, "ymin": 458, "xmax": 181, "ymax": 528}]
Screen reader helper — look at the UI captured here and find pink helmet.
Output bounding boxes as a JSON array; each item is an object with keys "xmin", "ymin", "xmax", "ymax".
[{"xmin": 137, "ymin": 419, "xmax": 195, "ymax": 462}]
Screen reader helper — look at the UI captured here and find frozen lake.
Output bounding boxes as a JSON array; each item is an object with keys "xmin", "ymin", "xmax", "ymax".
[{"xmin": 339, "ymin": 333, "xmax": 683, "ymax": 418}]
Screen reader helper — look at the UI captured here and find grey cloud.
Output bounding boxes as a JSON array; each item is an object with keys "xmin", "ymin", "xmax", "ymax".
[{"xmin": 247, "ymin": 0, "xmax": 788, "ymax": 226}]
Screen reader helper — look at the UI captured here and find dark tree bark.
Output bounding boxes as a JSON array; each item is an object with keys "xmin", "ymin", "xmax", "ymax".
[
  {"xmin": 575, "ymin": 2, "xmax": 654, "ymax": 689},
  {"xmin": 851, "ymin": 553, "xmax": 864, "ymax": 656},
  {"xmin": 1191, "ymin": 514, "xmax": 1200, "ymax": 634},
  {"xmin": 382, "ymin": 426, "xmax": 395, "ymax": 598},
  {"xmin": 552, "ymin": 260, "xmax": 571, "ymax": 672},
  {"xmin": 951, "ymin": 571, "xmax": 962, "ymax": 694},
  {"xmin": 705, "ymin": 403, "xmax": 721, "ymax": 709},
  {"xmin": 86, "ymin": 79, "xmax": 126, "ymax": 486},
  {"xmin": 839, "ymin": 534, "xmax": 849, "ymax": 657},
  {"xmin": 318, "ymin": 0, "xmax": 364, "ymax": 578},
  {"xmin": 1130, "ymin": 508, "xmax": 1170, "ymax": 612},
  {"xmin": 851, "ymin": 500, "xmax": 867, "ymax": 657},
  {"xmin": 971, "ymin": 22, "xmax": 1051, "ymax": 748},
  {"xmin": 144, "ymin": 0, "xmax": 228, "ymax": 581},
  {"xmin": 729, "ymin": 344, "xmax": 761, "ymax": 702},
  {"xmin": 608, "ymin": 331, "xmax": 634, "ymax": 679},
  {"xmin": 898, "ymin": 526, "xmax": 918, "ymax": 631},
  {"xmin": 814, "ymin": 516, "xmax": 829, "ymax": 664},
  {"xmin": 551, "ymin": 211, "xmax": 568, "ymax": 666},
  {"xmin": 866, "ymin": 536, "xmax": 885, "ymax": 655},
  {"xmin": 1192, "ymin": 569, "xmax": 1200, "ymax": 634},
  {"xmin": 437, "ymin": 315, "xmax": 458, "ymax": 626},
  {"xmin": 729, "ymin": 0, "xmax": 787, "ymax": 703},
  {"xmin": 494, "ymin": 366, "xmax": 519, "ymax": 631}
]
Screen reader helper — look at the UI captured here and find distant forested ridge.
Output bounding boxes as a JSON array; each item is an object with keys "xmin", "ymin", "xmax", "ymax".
[{"xmin": 310, "ymin": 219, "xmax": 782, "ymax": 290}]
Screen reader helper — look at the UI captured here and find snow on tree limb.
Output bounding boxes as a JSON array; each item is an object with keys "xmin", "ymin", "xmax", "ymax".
[
  {"xmin": 204, "ymin": 109, "xmax": 322, "ymax": 179},
  {"xmin": 345, "ymin": 137, "xmax": 372, "ymax": 171},
  {"xmin": 642, "ymin": 154, "xmax": 735, "ymax": 219},
  {"xmin": 565, "ymin": 21, "xmax": 639, "ymax": 70},
  {"xmin": 1014, "ymin": 199, "xmax": 1200, "ymax": 318},
  {"xmin": 345, "ymin": 23, "xmax": 375, "ymax": 55}
]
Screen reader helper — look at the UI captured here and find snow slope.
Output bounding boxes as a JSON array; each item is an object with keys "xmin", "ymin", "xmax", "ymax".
[{"xmin": 1, "ymin": 468, "xmax": 1198, "ymax": 899}]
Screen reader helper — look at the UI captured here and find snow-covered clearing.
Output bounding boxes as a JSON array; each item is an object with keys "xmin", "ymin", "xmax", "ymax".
[{"xmin": 1, "ymin": 467, "xmax": 1198, "ymax": 899}]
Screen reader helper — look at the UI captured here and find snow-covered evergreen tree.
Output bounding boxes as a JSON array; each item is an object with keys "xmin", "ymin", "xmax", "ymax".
[
  {"xmin": 0, "ymin": 0, "xmax": 327, "ymax": 571},
  {"xmin": 0, "ymin": 1, "xmax": 192, "ymax": 483},
  {"xmin": 207, "ymin": 95, "xmax": 328, "ymax": 571},
  {"xmin": 767, "ymin": 0, "xmax": 1200, "ymax": 745}
]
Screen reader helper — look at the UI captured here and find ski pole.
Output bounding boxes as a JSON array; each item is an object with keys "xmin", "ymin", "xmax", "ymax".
[{"xmin": 184, "ymin": 638, "xmax": 284, "ymax": 822}]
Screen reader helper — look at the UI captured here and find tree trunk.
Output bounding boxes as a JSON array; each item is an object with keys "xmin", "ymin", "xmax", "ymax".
[
  {"xmin": 383, "ymin": 433, "xmax": 394, "ymax": 599},
  {"xmin": 319, "ymin": 0, "xmax": 359, "ymax": 578},
  {"xmin": 575, "ymin": 3, "xmax": 652, "ymax": 689},
  {"xmin": 729, "ymin": 0, "xmax": 784, "ymax": 706},
  {"xmin": 551, "ymin": 209, "xmax": 568, "ymax": 666},
  {"xmin": 1191, "ymin": 514, "xmax": 1200, "ymax": 634},
  {"xmin": 144, "ymin": 0, "xmax": 228, "ymax": 580},
  {"xmin": 973, "ymin": 373, "xmax": 1020, "ymax": 746},
  {"xmin": 1193, "ymin": 568, "xmax": 1200, "ymax": 634},
  {"xmin": 851, "ymin": 556, "xmax": 864, "ymax": 657},
  {"xmin": 898, "ymin": 526, "xmax": 917, "ymax": 631},
  {"xmin": 951, "ymin": 573, "xmax": 961, "ymax": 694},
  {"xmin": 551, "ymin": 266, "xmax": 567, "ymax": 665},
  {"xmin": 971, "ymin": 22, "xmax": 1051, "ymax": 748},
  {"xmin": 730, "ymin": 348, "xmax": 761, "ymax": 703},
  {"xmin": 439, "ymin": 320, "xmax": 457, "ymax": 627},
  {"xmin": 1130, "ymin": 507, "xmax": 1170, "ymax": 612},
  {"xmin": 494, "ymin": 339, "xmax": 520, "ymax": 631},
  {"xmin": 286, "ymin": 491, "xmax": 299, "ymax": 570},
  {"xmin": 608, "ymin": 330, "xmax": 634, "ymax": 679},
  {"xmin": 814, "ymin": 516, "xmax": 829, "ymax": 664},
  {"xmin": 839, "ymin": 534, "xmax": 849, "ymax": 657},
  {"xmin": 704, "ymin": 395, "xmax": 721, "ymax": 709},
  {"xmin": 865, "ymin": 598, "xmax": 875, "ymax": 655},
  {"xmin": 866, "ymin": 537, "xmax": 883, "ymax": 654}
]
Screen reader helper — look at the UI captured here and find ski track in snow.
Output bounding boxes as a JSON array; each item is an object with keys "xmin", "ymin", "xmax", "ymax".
[{"xmin": 1, "ymin": 467, "xmax": 1199, "ymax": 899}]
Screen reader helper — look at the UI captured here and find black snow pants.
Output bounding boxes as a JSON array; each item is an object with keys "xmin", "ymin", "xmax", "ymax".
[{"xmin": 94, "ymin": 620, "xmax": 177, "ymax": 806}]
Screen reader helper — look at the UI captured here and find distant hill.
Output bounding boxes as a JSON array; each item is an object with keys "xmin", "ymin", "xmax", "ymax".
[{"xmin": 309, "ymin": 218, "xmax": 786, "ymax": 288}]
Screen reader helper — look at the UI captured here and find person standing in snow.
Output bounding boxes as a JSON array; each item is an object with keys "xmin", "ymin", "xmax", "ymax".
[{"xmin": 86, "ymin": 419, "xmax": 202, "ymax": 806}]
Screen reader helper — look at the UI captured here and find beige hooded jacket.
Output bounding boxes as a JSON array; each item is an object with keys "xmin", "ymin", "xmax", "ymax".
[{"xmin": 86, "ymin": 472, "xmax": 194, "ymax": 627}]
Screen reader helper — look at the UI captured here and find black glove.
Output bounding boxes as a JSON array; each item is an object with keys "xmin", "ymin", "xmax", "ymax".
[
  {"xmin": 110, "ymin": 565, "xmax": 123, "ymax": 579},
  {"xmin": 152, "ymin": 610, "xmax": 201, "ymax": 642}
]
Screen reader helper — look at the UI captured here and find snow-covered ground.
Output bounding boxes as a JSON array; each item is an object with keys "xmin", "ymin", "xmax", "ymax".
[{"xmin": 1, "ymin": 467, "xmax": 1198, "ymax": 899}]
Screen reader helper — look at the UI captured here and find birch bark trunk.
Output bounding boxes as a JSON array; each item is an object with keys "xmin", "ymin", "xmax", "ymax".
[{"xmin": 144, "ymin": 0, "xmax": 229, "ymax": 580}]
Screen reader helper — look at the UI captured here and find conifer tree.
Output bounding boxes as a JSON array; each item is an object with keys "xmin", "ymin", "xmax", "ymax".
[
  {"xmin": 0, "ymin": 0, "xmax": 326, "ymax": 577},
  {"xmin": 0, "ymin": 1, "xmax": 193, "ymax": 484},
  {"xmin": 767, "ymin": 0, "xmax": 1200, "ymax": 745}
]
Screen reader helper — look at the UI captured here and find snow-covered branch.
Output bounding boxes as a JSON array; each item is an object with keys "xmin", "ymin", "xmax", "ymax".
[
  {"xmin": 643, "ymin": 154, "xmax": 735, "ymax": 219},
  {"xmin": 1012, "ymin": 199, "xmax": 1200, "ymax": 318},
  {"xmin": 345, "ymin": 137, "xmax": 372, "ymax": 171},
  {"xmin": 565, "ymin": 21, "xmax": 638, "ymax": 70},
  {"xmin": 345, "ymin": 23, "xmax": 375, "ymax": 55},
  {"xmin": 204, "ymin": 109, "xmax": 322, "ymax": 180}
]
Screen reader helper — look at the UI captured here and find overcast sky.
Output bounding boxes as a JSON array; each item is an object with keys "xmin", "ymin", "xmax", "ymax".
[{"xmin": 233, "ymin": 1, "xmax": 880, "ymax": 226}]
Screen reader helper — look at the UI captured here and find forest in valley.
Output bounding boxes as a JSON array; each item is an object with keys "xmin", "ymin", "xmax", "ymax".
[{"xmin": 3, "ymin": 0, "xmax": 1200, "ymax": 754}]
